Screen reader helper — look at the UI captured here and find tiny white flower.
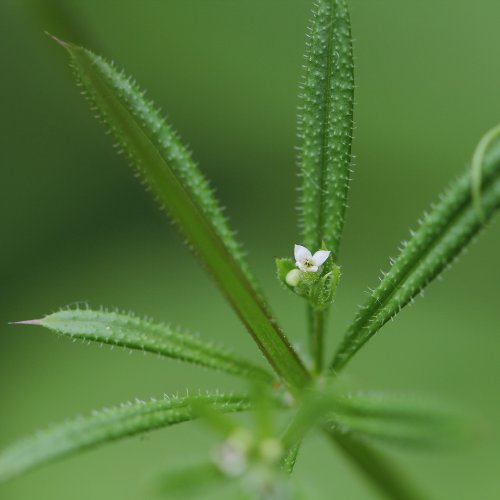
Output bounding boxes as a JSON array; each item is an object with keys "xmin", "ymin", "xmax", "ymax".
[{"xmin": 294, "ymin": 244, "xmax": 330, "ymax": 273}]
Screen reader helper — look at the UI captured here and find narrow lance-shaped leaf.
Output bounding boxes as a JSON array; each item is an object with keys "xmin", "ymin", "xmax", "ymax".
[
  {"xmin": 0, "ymin": 393, "xmax": 250, "ymax": 484},
  {"xmin": 328, "ymin": 392, "xmax": 474, "ymax": 450},
  {"xmin": 52, "ymin": 37, "xmax": 309, "ymax": 389},
  {"xmin": 13, "ymin": 309, "xmax": 274, "ymax": 382},
  {"xmin": 284, "ymin": 388, "xmax": 473, "ymax": 453},
  {"xmin": 299, "ymin": 0, "xmax": 354, "ymax": 258},
  {"xmin": 330, "ymin": 142, "xmax": 500, "ymax": 372},
  {"xmin": 298, "ymin": 0, "xmax": 354, "ymax": 373},
  {"xmin": 326, "ymin": 428, "xmax": 427, "ymax": 500}
]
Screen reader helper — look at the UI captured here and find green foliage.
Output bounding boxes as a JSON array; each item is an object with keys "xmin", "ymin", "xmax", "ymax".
[
  {"xmin": 471, "ymin": 123, "xmax": 500, "ymax": 220},
  {"xmin": 329, "ymin": 430, "xmax": 427, "ymax": 500},
  {"xmin": 299, "ymin": 0, "xmax": 354, "ymax": 258},
  {"xmin": 16, "ymin": 308, "xmax": 273, "ymax": 382},
  {"xmin": 282, "ymin": 386, "xmax": 469, "ymax": 454},
  {"xmin": 0, "ymin": 393, "xmax": 250, "ymax": 483},
  {"xmin": 54, "ymin": 37, "xmax": 309, "ymax": 390},
  {"xmin": 331, "ymin": 144, "xmax": 500, "ymax": 372},
  {"xmin": 4, "ymin": 1, "xmax": 500, "ymax": 498},
  {"xmin": 297, "ymin": 0, "xmax": 354, "ymax": 377},
  {"xmin": 275, "ymin": 257, "xmax": 296, "ymax": 287},
  {"xmin": 327, "ymin": 392, "xmax": 474, "ymax": 450},
  {"xmin": 308, "ymin": 261, "xmax": 341, "ymax": 311},
  {"xmin": 280, "ymin": 443, "xmax": 300, "ymax": 475},
  {"xmin": 163, "ymin": 387, "xmax": 291, "ymax": 499}
]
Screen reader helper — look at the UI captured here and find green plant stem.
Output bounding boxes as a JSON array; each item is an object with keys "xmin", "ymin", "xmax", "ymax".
[
  {"xmin": 325, "ymin": 429, "xmax": 427, "ymax": 500},
  {"xmin": 308, "ymin": 306, "xmax": 325, "ymax": 373}
]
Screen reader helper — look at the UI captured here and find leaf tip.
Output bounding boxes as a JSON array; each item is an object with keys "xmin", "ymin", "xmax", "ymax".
[
  {"xmin": 471, "ymin": 123, "xmax": 500, "ymax": 222},
  {"xmin": 45, "ymin": 31, "xmax": 75, "ymax": 51},
  {"xmin": 9, "ymin": 319, "xmax": 42, "ymax": 326}
]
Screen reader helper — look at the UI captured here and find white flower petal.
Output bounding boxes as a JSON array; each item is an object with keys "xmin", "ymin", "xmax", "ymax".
[
  {"xmin": 312, "ymin": 250, "xmax": 330, "ymax": 266},
  {"xmin": 296, "ymin": 261, "xmax": 308, "ymax": 272},
  {"xmin": 307, "ymin": 266, "xmax": 318, "ymax": 273},
  {"xmin": 294, "ymin": 244, "xmax": 312, "ymax": 262}
]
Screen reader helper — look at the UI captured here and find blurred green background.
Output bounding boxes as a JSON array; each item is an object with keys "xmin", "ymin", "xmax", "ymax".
[{"xmin": 1, "ymin": 0, "xmax": 499, "ymax": 498}]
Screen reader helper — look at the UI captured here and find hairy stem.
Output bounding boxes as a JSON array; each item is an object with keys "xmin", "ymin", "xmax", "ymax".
[{"xmin": 308, "ymin": 307, "xmax": 325, "ymax": 373}]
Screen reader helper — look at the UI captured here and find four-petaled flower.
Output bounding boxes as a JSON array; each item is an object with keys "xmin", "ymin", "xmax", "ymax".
[{"xmin": 294, "ymin": 244, "xmax": 330, "ymax": 273}]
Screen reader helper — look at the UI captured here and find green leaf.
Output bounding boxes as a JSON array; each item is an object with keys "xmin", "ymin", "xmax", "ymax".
[
  {"xmin": 471, "ymin": 123, "xmax": 500, "ymax": 220},
  {"xmin": 299, "ymin": 0, "xmax": 354, "ymax": 258},
  {"xmin": 331, "ymin": 142, "xmax": 500, "ymax": 372},
  {"xmin": 0, "ymin": 393, "xmax": 250, "ymax": 483},
  {"xmin": 326, "ymin": 428, "xmax": 427, "ymax": 500},
  {"xmin": 14, "ymin": 308, "xmax": 274, "ymax": 382},
  {"xmin": 281, "ymin": 443, "xmax": 300, "ymax": 475},
  {"xmin": 298, "ymin": 0, "xmax": 353, "ymax": 375},
  {"xmin": 328, "ymin": 392, "xmax": 474, "ymax": 450},
  {"xmin": 52, "ymin": 38, "xmax": 309, "ymax": 389},
  {"xmin": 283, "ymin": 388, "xmax": 472, "ymax": 453},
  {"xmin": 275, "ymin": 257, "xmax": 296, "ymax": 288},
  {"xmin": 309, "ymin": 261, "xmax": 341, "ymax": 311}
]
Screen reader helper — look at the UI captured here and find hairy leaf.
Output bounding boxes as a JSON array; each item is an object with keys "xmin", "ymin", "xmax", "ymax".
[
  {"xmin": 299, "ymin": 0, "xmax": 354, "ymax": 258},
  {"xmin": 14, "ymin": 309, "xmax": 273, "ymax": 382},
  {"xmin": 0, "ymin": 393, "xmax": 250, "ymax": 483},
  {"xmin": 298, "ymin": 0, "xmax": 354, "ymax": 374},
  {"xmin": 331, "ymin": 143, "xmax": 500, "ymax": 372},
  {"xmin": 52, "ymin": 38, "xmax": 309, "ymax": 389}
]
